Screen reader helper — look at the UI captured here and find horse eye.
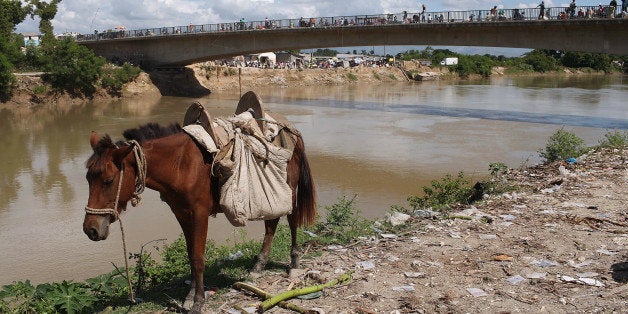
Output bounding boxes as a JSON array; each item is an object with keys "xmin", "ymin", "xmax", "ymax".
[{"xmin": 103, "ymin": 178, "xmax": 114, "ymax": 186}]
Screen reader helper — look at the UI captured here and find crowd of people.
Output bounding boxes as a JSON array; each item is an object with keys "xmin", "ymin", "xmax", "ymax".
[{"xmin": 77, "ymin": 3, "xmax": 627, "ymax": 41}]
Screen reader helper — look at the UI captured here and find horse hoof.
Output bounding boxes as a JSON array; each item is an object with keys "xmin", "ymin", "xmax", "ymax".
[
  {"xmin": 249, "ymin": 270, "xmax": 262, "ymax": 280},
  {"xmin": 182, "ymin": 299, "xmax": 194, "ymax": 311},
  {"xmin": 189, "ymin": 303, "xmax": 203, "ymax": 314}
]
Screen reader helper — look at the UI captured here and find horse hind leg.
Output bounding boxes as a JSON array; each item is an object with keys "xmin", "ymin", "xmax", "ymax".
[
  {"xmin": 288, "ymin": 213, "xmax": 300, "ymax": 269},
  {"xmin": 253, "ymin": 218, "xmax": 280, "ymax": 273}
]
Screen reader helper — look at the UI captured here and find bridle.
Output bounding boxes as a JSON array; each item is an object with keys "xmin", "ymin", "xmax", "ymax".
[
  {"xmin": 83, "ymin": 140, "xmax": 146, "ymax": 303},
  {"xmin": 84, "ymin": 140, "xmax": 147, "ymax": 219}
]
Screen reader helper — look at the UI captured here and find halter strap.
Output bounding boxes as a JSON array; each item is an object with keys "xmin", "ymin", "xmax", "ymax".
[{"xmin": 84, "ymin": 140, "xmax": 146, "ymax": 217}]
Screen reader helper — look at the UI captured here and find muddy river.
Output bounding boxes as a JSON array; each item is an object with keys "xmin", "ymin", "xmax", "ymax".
[{"xmin": 1, "ymin": 75, "xmax": 626, "ymax": 285}]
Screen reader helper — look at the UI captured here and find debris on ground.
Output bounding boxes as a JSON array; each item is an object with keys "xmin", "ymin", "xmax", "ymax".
[{"xmin": 211, "ymin": 147, "xmax": 627, "ymax": 313}]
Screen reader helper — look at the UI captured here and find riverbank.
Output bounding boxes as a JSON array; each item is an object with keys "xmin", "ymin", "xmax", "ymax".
[
  {"xmin": 209, "ymin": 146, "xmax": 627, "ymax": 313},
  {"xmin": 7, "ymin": 64, "xmax": 613, "ymax": 106}
]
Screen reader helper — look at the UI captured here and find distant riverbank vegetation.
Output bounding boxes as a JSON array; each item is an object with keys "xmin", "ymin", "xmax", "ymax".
[
  {"xmin": 0, "ymin": 0, "xmax": 141, "ymax": 101},
  {"xmin": 397, "ymin": 46, "xmax": 628, "ymax": 78}
]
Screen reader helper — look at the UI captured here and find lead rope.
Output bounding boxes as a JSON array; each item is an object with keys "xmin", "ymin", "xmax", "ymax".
[{"xmin": 113, "ymin": 168, "xmax": 135, "ymax": 303}]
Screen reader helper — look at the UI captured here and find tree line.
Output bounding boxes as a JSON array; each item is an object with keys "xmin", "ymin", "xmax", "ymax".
[
  {"xmin": 398, "ymin": 47, "xmax": 628, "ymax": 77},
  {"xmin": 0, "ymin": 0, "xmax": 140, "ymax": 102}
]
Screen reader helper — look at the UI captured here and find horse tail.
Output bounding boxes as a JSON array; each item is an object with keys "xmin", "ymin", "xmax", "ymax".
[{"xmin": 294, "ymin": 133, "xmax": 317, "ymax": 227}]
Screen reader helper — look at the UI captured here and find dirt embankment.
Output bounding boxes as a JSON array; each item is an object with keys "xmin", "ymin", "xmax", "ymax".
[
  {"xmin": 7, "ymin": 65, "xmax": 414, "ymax": 106},
  {"xmin": 210, "ymin": 147, "xmax": 627, "ymax": 313}
]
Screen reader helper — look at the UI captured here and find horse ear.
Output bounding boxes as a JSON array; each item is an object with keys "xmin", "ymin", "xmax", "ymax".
[
  {"xmin": 90, "ymin": 132, "xmax": 101, "ymax": 150},
  {"xmin": 111, "ymin": 144, "xmax": 135, "ymax": 168}
]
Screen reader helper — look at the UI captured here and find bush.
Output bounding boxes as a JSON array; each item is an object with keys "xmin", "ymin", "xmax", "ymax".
[
  {"xmin": 100, "ymin": 62, "xmax": 142, "ymax": 95},
  {"xmin": 538, "ymin": 128, "xmax": 585, "ymax": 162},
  {"xmin": 309, "ymin": 195, "xmax": 373, "ymax": 244},
  {"xmin": 346, "ymin": 73, "xmax": 357, "ymax": 81},
  {"xmin": 522, "ymin": 50, "xmax": 561, "ymax": 73},
  {"xmin": 0, "ymin": 54, "xmax": 16, "ymax": 102},
  {"xmin": 41, "ymin": 37, "xmax": 105, "ymax": 95},
  {"xmin": 599, "ymin": 130, "xmax": 628, "ymax": 148},
  {"xmin": 407, "ymin": 171, "xmax": 474, "ymax": 211}
]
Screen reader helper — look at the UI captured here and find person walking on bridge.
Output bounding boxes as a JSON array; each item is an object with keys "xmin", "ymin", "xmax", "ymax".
[
  {"xmin": 569, "ymin": 0, "xmax": 577, "ymax": 18},
  {"xmin": 610, "ymin": 0, "xmax": 618, "ymax": 17},
  {"xmin": 537, "ymin": 1, "xmax": 546, "ymax": 19}
]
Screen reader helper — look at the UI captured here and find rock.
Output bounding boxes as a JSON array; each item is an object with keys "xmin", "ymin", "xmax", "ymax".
[{"xmin": 388, "ymin": 212, "xmax": 411, "ymax": 226}]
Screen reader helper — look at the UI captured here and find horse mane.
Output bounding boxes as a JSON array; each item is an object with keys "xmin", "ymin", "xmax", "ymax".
[
  {"xmin": 86, "ymin": 135, "xmax": 117, "ymax": 172},
  {"xmin": 85, "ymin": 123, "xmax": 182, "ymax": 172},
  {"xmin": 122, "ymin": 122, "xmax": 182, "ymax": 143}
]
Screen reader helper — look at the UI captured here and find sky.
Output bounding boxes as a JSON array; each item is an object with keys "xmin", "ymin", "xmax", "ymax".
[{"xmin": 15, "ymin": 0, "xmax": 595, "ymax": 57}]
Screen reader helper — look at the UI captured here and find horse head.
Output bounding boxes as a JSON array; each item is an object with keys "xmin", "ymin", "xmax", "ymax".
[{"xmin": 83, "ymin": 132, "xmax": 138, "ymax": 241}]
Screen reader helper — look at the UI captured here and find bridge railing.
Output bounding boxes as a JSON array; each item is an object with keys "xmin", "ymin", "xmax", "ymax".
[{"xmin": 76, "ymin": 6, "xmax": 619, "ymax": 42}]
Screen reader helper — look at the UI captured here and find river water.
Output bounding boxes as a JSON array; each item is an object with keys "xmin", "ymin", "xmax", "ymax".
[{"xmin": 1, "ymin": 75, "xmax": 626, "ymax": 285}]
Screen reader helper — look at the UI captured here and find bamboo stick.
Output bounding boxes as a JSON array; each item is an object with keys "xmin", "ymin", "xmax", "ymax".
[{"xmin": 257, "ymin": 270, "xmax": 354, "ymax": 312}]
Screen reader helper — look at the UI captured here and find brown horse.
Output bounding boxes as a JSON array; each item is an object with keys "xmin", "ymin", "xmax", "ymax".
[{"xmin": 83, "ymin": 122, "xmax": 316, "ymax": 313}]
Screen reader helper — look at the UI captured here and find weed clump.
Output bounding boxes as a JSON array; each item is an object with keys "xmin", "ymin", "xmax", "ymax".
[{"xmin": 538, "ymin": 127, "xmax": 586, "ymax": 162}]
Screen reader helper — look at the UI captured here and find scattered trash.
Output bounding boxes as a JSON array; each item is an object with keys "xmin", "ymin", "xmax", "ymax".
[
  {"xmin": 228, "ymin": 250, "xmax": 244, "ymax": 260},
  {"xmin": 576, "ymin": 272, "xmax": 599, "ymax": 278},
  {"xmin": 388, "ymin": 212, "xmax": 411, "ymax": 226},
  {"xmin": 566, "ymin": 157, "xmax": 577, "ymax": 164},
  {"xmin": 507, "ymin": 275, "xmax": 525, "ymax": 285},
  {"xmin": 541, "ymin": 186, "xmax": 560, "ymax": 194},
  {"xmin": 327, "ymin": 245, "xmax": 345, "ymax": 251},
  {"xmin": 356, "ymin": 261, "xmax": 375, "ymax": 270},
  {"xmin": 449, "ymin": 231, "xmax": 462, "ymax": 238},
  {"xmin": 371, "ymin": 226, "xmax": 383, "ymax": 234},
  {"xmin": 526, "ymin": 272, "xmax": 547, "ymax": 279},
  {"xmin": 386, "ymin": 254, "xmax": 400, "ymax": 262},
  {"xmin": 404, "ymin": 272, "xmax": 425, "ymax": 278},
  {"xmin": 426, "ymin": 261, "xmax": 444, "ymax": 268},
  {"xmin": 479, "ymin": 234, "xmax": 497, "ymax": 240},
  {"xmin": 392, "ymin": 285, "xmax": 415, "ymax": 292},
  {"xmin": 561, "ymin": 275, "xmax": 605, "ymax": 287},
  {"xmin": 303, "ymin": 230, "xmax": 318, "ymax": 237},
  {"xmin": 568, "ymin": 260, "xmax": 593, "ymax": 268},
  {"xmin": 596, "ymin": 248, "xmax": 618, "ymax": 256},
  {"xmin": 380, "ymin": 233, "xmax": 398, "ymax": 239},
  {"xmin": 561, "ymin": 275, "xmax": 578, "ymax": 283},
  {"xmin": 493, "ymin": 254, "xmax": 514, "ymax": 261},
  {"xmin": 466, "ymin": 287, "xmax": 488, "ymax": 297},
  {"xmin": 453, "ymin": 206, "xmax": 493, "ymax": 220},
  {"xmin": 579, "ymin": 277, "xmax": 604, "ymax": 287},
  {"xmin": 561, "ymin": 201, "xmax": 585, "ymax": 208},
  {"xmin": 184, "ymin": 279, "xmax": 191, "ymax": 285},
  {"xmin": 499, "ymin": 222, "xmax": 514, "ymax": 227},
  {"xmin": 413, "ymin": 209, "xmax": 438, "ymax": 218},
  {"xmin": 297, "ymin": 291, "xmax": 323, "ymax": 300},
  {"xmin": 532, "ymin": 259, "xmax": 559, "ymax": 268},
  {"xmin": 499, "ymin": 214, "xmax": 517, "ymax": 221},
  {"xmin": 596, "ymin": 213, "xmax": 612, "ymax": 219},
  {"xmin": 204, "ymin": 290, "xmax": 216, "ymax": 298},
  {"xmin": 558, "ymin": 165, "xmax": 569, "ymax": 176}
]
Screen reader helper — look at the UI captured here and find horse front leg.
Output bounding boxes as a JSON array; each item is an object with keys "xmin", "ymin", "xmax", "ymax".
[
  {"xmin": 252, "ymin": 218, "xmax": 279, "ymax": 273},
  {"xmin": 176, "ymin": 210, "xmax": 209, "ymax": 313}
]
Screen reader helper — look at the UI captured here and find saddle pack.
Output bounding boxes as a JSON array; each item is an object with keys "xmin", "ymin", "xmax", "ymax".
[{"xmin": 182, "ymin": 91, "xmax": 299, "ymax": 226}]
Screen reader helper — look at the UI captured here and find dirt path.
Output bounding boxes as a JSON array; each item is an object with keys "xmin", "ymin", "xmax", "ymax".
[{"xmin": 213, "ymin": 147, "xmax": 627, "ymax": 313}]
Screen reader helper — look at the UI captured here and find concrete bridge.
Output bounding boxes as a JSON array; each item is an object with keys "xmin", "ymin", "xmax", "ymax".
[{"xmin": 78, "ymin": 17, "xmax": 628, "ymax": 68}]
